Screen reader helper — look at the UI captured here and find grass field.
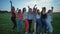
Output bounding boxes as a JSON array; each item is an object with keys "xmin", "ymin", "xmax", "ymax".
[{"xmin": 0, "ymin": 13, "xmax": 60, "ymax": 34}]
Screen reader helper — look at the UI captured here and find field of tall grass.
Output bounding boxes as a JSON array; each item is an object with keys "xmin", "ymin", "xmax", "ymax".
[{"xmin": 0, "ymin": 13, "xmax": 60, "ymax": 34}]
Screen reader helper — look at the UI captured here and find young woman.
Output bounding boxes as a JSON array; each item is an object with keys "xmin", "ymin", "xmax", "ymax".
[
  {"xmin": 46, "ymin": 10, "xmax": 53, "ymax": 34},
  {"xmin": 10, "ymin": 0, "xmax": 17, "ymax": 31},
  {"xmin": 41, "ymin": 7, "xmax": 47, "ymax": 34},
  {"xmin": 46, "ymin": 7, "xmax": 54, "ymax": 34},
  {"xmin": 22, "ymin": 8, "xmax": 29, "ymax": 34},
  {"xmin": 17, "ymin": 9, "xmax": 23, "ymax": 32},
  {"xmin": 36, "ymin": 9, "xmax": 42, "ymax": 34},
  {"xmin": 28, "ymin": 7, "xmax": 33, "ymax": 34},
  {"xmin": 33, "ymin": 4, "xmax": 37, "ymax": 34}
]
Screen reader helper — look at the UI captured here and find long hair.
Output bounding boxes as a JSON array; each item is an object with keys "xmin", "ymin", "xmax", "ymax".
[
  {"xmin": 22, "ymin": 8, "xmax": 26, "ymax": 14},
  {"xmin": 37, "ymin": 9, "xmax": 40, "ymax": 15},
  {"xmin": 18, "ymin": 9, "xmax": 21, "ymax": 14},
  {"xmin": 11, "ymin": 6, "xmax": 15, "ymax": 12}
]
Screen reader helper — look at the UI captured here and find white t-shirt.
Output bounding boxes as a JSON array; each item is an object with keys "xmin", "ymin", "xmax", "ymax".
[
  {"xmin": 46, "ymin": 13, "xmax": 52, "ymax": 22},
  {"xmin": 23, "ymin": 12, "xmax": 28, "ymax": 20},
  {"xmin": 36, "ymin": 14, "xmax": 40, "ymax": 19}
]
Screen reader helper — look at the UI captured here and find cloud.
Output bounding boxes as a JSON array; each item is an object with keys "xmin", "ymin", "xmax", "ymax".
[
  {"xmin": 24, "ymin": 0, "xmax": 52, "ymax": 8},
  {"xmin": 24, "ymin": 0, "xmax": 53, "ymax": 11}
]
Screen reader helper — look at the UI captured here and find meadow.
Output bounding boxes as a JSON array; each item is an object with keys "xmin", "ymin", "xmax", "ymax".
[{"xmin": 0, "ymin": 13, "xmax": 60, "ymax": 34}]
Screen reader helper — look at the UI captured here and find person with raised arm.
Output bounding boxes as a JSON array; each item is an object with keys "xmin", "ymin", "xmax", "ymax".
[
  {"xmin": 10, "ymin": 0, "xmax": 17, "ymax": 32},
  {"xmin": 36, "ymin": 9, "xmax": 42, "ymax": 34},
  {"xmin": 46, "ymin": 7, "xmax": 54, "ymax": 34},
  {"xmin": 22, "ymin": 8, "xmax": 29, "ymax": 34},
  {"xmin": 17, "ymin": 9, "xmax": 23, "ymax": 32},
  {"xmin": 32, "ymin": 4, "xmax": 37, "ymax": 34},
  {"xmin": 51, "ymin": 7, "xmax": 53, "ymax": 11},
  {"xmin": 28, "ymin": 6, "xmax": 33, "ymax": 34},
  {"xmin": 41, "ymin": 7, "xmax": 47, "ymax": 34}
]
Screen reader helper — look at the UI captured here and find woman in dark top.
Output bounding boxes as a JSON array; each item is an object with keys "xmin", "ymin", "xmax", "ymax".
[
  {"xmin": 10, "ymin": 0, "xmax": 17, "ymax": 31},
  {"xmin": 41, "ymin": 7, "xmax": 47, "ymax": 34}
]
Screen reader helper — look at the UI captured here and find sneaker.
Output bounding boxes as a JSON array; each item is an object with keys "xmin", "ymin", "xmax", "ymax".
[
  {"xmin": 33, "ymin": 32, "xmax": 36, "ymax": 34},
  {"xmin": 29, "ymin": 33, "xmax": 31, "ymax": 34},
  {"xmin": 25, "ymin": 32, "xmax": 28, "ymax": 34},
  {"xmin": 44, "ymin": 33, "xmax": 46, "ymax": 34},
  {"xmin": 40, "ymin": 33, "xmax": 42, "ymax": 34}
]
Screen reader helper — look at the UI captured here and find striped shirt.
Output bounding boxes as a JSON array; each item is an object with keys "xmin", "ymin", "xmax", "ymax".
[{"xmin": 23, "ymin": 12, "xmax": 28, "ymax": 20}]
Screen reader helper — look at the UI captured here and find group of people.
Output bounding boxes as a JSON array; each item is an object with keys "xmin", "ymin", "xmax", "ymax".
[{"xmin": 10, "ymin": 1, "xmax": 53, "ymax": 34}]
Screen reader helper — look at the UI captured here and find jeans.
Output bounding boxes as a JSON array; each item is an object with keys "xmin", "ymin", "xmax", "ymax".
[
  {"xmin": 11, "ymin": 17, "xmax": 17, "ymax": 30},
  {"xmin": 17, "ymin": 19, "xmax": 22, "ymax": 32},
  {"xmin": 36, "ymin": 19, "xmax": 42, "ymax": 33},
  {"xmin": 28, "ymin": 20, "xmax": 32, "ymax": 33},
  {"xmin": 41, "ymin": 18, "xmax": 47, "ymax": 33}
]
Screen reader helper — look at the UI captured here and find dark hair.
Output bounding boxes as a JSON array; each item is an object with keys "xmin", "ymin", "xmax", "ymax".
[
  {"xmin": 41, "ymin": 7, "xmax": 46, "ymax": 13},
  {"xmin": 22, "ymin": 8, "xmax": 26, "ymax": 13},
  {"xmin": 18, "ymin": 9, "xmax": 21, "ymax": 14},
  {"xmin": 48, "ymin": 10, "xmax": 52, "ymax": 13},
  {"xmin": 42, "ymin": 7, "xmax": 46, "ymax": 10},
  {"xmin": 33, "ymin": 7, "xmax": 37, "ymax": 13},
  {"xmin": 11, "ymin": 6, "xmax": 15, "ymax": 10},
  {"xmin": 37, "ymin": 9, "xmax": 40, "ymax": 15},
  {"xmin": 29, "ymin": 8, "xmax": 32, "ymax": 12},
  {"xmin": 11, "ymin": 6, "xmax": 15, "ymax": 12}
]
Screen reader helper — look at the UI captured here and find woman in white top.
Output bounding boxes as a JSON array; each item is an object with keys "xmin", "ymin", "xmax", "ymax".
[
  {"xmin": 22, "ymin": 8, "xmax": 29, "ymax": 34},
  {"xmin": 46, "ymin": 9, "xmax": 53, "ymax": 34},
  {"xmin": 36, "ymin": 9, "xmax": 42, "ymax": 34}
]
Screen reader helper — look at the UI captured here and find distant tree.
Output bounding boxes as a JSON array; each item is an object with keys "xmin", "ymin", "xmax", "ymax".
[{"xmin": 0, "ymin": 10, "xmax": 8, "ymax": 13}]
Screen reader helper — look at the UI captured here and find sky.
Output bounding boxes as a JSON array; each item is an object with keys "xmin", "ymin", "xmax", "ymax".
[{"xmin": 0, "ymin": 0, "xmax": 60, "ymax": 12}]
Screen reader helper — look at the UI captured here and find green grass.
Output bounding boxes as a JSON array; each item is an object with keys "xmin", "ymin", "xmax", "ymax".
[{"xmin": 0, "ymin": 13, "xmax": 60, "ymax": 34}]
